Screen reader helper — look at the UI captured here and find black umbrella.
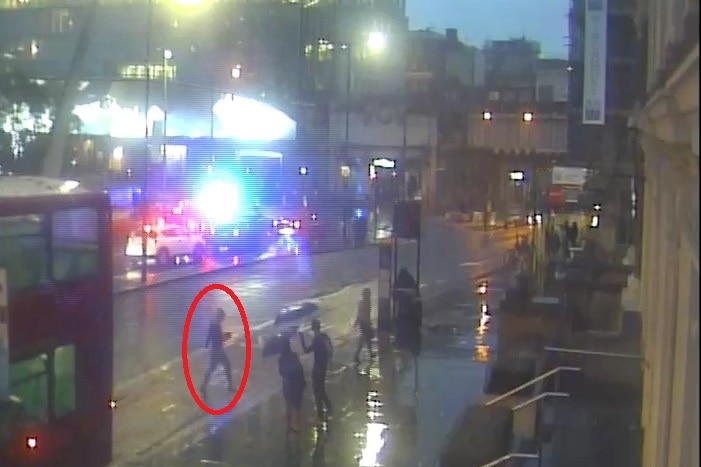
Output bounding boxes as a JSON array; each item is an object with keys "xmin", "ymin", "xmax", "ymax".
[
  {"xmin": 262, "ymin": 302, "xmax": 319, "ymax": 358},
  {"xmin": 273, "ymin": 302, "xmax": 319, "ymax": 326}
]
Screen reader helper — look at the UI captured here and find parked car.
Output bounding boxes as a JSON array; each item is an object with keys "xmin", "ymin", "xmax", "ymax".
[{"xmin": 125, "ymin": 223, "xmax": 207, "ymax": 266}]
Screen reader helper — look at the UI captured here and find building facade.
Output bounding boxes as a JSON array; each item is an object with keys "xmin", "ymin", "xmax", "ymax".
[
  {"xmin": 456, "ymin": 38, "xmax": 569, "ymax": 218},
  {"xmin": 634, "ymin": 0, "xmax": 699, "ymax": 466},
  {"xmin": 0, "ymin": 0, "xmax": 409, "ymax": 191}
]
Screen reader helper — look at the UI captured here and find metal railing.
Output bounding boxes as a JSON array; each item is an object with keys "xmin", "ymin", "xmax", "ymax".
[
  {"xmin": 511, "ymin": 391, "xmax": 570, "ymax": 412},
  {"xmin": 484, "ymin": 366, "xmax": 582, "ymax": 406},
  {"xmin": 544, "ymin": 346, "xmax": 643, "ymax": 360},
  {"xmin": 478, "ymin": 453, "xmax": 540, "ymax": 467}
]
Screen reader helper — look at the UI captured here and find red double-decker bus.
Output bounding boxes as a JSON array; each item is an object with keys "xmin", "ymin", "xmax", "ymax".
[{"xmin": 0, "ymin": 176, "xmax": 113, "ymax": 467}]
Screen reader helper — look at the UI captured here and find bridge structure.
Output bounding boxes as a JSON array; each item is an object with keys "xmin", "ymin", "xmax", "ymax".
[{"xmin": 446, "ymin": 103, "xmax": 569, "ymax": 217}]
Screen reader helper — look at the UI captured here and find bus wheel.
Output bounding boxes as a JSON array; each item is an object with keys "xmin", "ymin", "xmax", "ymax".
[
  {"xmin": 156, "ymin": 248, "xmax": 170, "ymax": 266},
  {"xmin": 192, "ymin": 244, "xmax": 205, "ymax": 263}
]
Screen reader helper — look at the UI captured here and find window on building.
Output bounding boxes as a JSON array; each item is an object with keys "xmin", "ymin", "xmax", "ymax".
[
  {"xmin": 10, "ymin": 354, "xmax": 49, "ymax": 422},
  {"xmin": 487, "ymin": 91, "xmax": 500, "ymax": 101},
  {"xmin": 53, "ymin": 345, "xmax": 76, "ymax": 418},
  {"xmin": 50, "ymin": 9, "xmax": 73, "ymax": 34},
  {"xmin": 52, "ymin": 207, "xmax": 100, "ymax": 282}
]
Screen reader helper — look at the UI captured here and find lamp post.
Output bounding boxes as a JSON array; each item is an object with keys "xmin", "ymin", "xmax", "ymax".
[
  {"xmin": 336, "ymin": 32, "xmax": 387, "ymax": 189},
  {"xmin": 340, "ymin": 43, "xmax": 352, "ymax": 178},
  {"xmin": 299, "ymin": 166, "xmax": 308, "ymax": 209},
  {"xmin": 141, "ymin": 0, "xmax": 153, "ymax": 284},
  {"xmin": 162, "ymin": 48, "xmax": 172, "ymax": 189}
]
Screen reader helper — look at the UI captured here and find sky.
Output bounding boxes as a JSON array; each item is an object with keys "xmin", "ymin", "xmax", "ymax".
[{"xmin": 406, "ymin": 0, "xmax": 570, "ymax": 58}]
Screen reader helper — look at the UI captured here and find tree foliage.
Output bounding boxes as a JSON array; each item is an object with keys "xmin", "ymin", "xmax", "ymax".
[
  {"xmin": 0, "ymin": 62, "xmax": 55, "ymax": 174},
  {"xmin": 0, "ymin": 65, "xmax": 52, "ymax": 117}
]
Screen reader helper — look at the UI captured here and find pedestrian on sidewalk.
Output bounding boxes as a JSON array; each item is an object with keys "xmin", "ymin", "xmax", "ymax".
[
  {"xmin": 278, "ymin": 338, "xmax": 306, "ymax": 433},
  {"xmin": 396, "ymin": 291, "xmax": 422, "ymax": 364},
  {"xmin": 200, "ymin": 308, "xmax": 234, "ymax": 399},
  {"xmin": 299, "ymin": 319, "xmax": 334, "ymax": 422},
  {"xmin": 394, "ymin": 267, "xmax": 417, "ymax": 325},
  {"xmin": 353, "ymin": 287, "xmax": 375, "ymax": 364}
]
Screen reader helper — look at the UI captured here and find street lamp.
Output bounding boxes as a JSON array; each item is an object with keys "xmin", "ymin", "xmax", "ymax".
[
  {"xmin": 141, "ymin": 0, "xmax": 154, "ymax": 284},
  {"xmin": 482, "ymin": 111, "xmax": 493, "ymax": 121},
  {"xmin": 337, "ymin": 31, "xmax": 387, "ymax": 184},
  {"xmin": 523, "ymin": 111, "xmax": 533, "ymax": 122},
  {"xmin": 367, "ymin": 31, "xmax": 387, "ymax": 52},
  {"xmin": 162, "ymin": 49, "xmax": 172, "ymax": 188},
  {"xmin": 299, "ymin": 166, "xmax": 308, "ymax": 207},
  {"xmin": 231, "ymin": 64, "xmax": 242, "ymax": 79}
]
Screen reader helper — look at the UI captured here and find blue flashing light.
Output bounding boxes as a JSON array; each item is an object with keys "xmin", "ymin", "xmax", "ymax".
[
  {"xmin": 354, "ymin": 209, "xmax": 364, "ymax": 219},
  {"xmin": 196, "ymin": 180, "xmax": 243, "ymax": 224}
]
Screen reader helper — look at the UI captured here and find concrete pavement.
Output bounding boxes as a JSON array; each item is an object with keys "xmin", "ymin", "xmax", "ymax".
[
  {"xmin": 109, "ymin": 221, "xmax": 523, "ymax": 464},
  {"xmin": 130, "ymin": 268, "xmax": 507, "ymax": 467}
]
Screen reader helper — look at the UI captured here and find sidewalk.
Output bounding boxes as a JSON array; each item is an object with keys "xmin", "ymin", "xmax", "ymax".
[{"xmin": 126, "ymin": 273, "xmax": 507, "ymax": 467}]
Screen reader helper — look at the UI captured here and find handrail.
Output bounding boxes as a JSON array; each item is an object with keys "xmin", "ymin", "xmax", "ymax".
[
  {"xmin": 512, "ymin": 391, "xmax": 570, "ymax": 412},
  {"xmin": 544, "ymin": 346, "xmax": 643, "ymax": 360},
  {"xmin": 484, "ymin": 366, "xmax": 581, "ymax": 406},
  {"xmin": 478, "ymin": 453, "xmax": 539, "ymax": 467}
]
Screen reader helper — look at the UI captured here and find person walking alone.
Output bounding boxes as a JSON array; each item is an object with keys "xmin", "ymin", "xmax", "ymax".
[
  {"xmin": 353, "ymin": 288, "xmax": 375, "ymax": 364},
  {"xmin": 299, "ymin": 319, "xmax": 334, "ymax": 422},
  {"xmin": 200, "ymin": 308, "xmax": 234, "ymax": 399}
]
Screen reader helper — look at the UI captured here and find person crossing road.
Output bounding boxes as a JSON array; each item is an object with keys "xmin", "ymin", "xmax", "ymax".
[{"xmin": 200, "ymin": 308, "xmax": 234, "ymax": 399}]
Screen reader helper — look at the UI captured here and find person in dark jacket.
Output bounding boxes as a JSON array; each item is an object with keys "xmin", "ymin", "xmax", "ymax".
[
  {"xmin": 396, "ymin": 292, "xmax": 422, "ymax": 360},
  {"xmin": 299, "ymin": 319, "xmax": 334, "ymax": 421},
  {"xmin": 395, "ymin": 267, "xmax": 417, "ymax": 292},
  {"xmin": 278, "ymin": 338, "xmax": 306, "ymax": 433},
  {"xmin": 394, "ymin": 267, "xmax": 417, "ymax": 326},
  {"xmin": 353, "ymin": 288, "xmax": 375, "ymax": 364},
  {"xmin": 200, "ymin": 308, "xmax": 234, "ymax": 399}
]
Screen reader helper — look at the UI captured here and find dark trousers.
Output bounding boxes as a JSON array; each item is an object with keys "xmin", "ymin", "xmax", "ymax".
[
  {"xmin": 312, "ymin": 368, "xmax": 332, "ymax": 419},
  {"xmin": 354, "ymin": 330, "xmax": 373, "ymax": 361},
  {"xmin": 201, "ymin": 349, "xmax": 233, "ymax": 391}
]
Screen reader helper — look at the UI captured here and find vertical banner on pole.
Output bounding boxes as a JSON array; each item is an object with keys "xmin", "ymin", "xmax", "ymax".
[
  {"xmin": 378, "ymin": 243, "xmax": 393, "ymax": 333},
  {"xmin": 582, "ymin": 0, "xmax": 608, "ymax": 125},
  {"xmin": 0, "ymin": 269, "xmax": 9, "ymax": 398}
]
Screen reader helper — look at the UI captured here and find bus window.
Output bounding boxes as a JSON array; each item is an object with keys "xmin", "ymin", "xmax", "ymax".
[
  {"xmin": 9, "ymin": 354, "xmax": 49, "ymax": 422},
  {"xmin": 52, "ymin": 208, "xmax": 99, "ymax": 282},
  {"xmin": 0, "ymin": 214, "xmax": 49, "ymax": 291},
  {"xmin": 53, "ymin": 345, "xmax": 76, "ymax": 417}
]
